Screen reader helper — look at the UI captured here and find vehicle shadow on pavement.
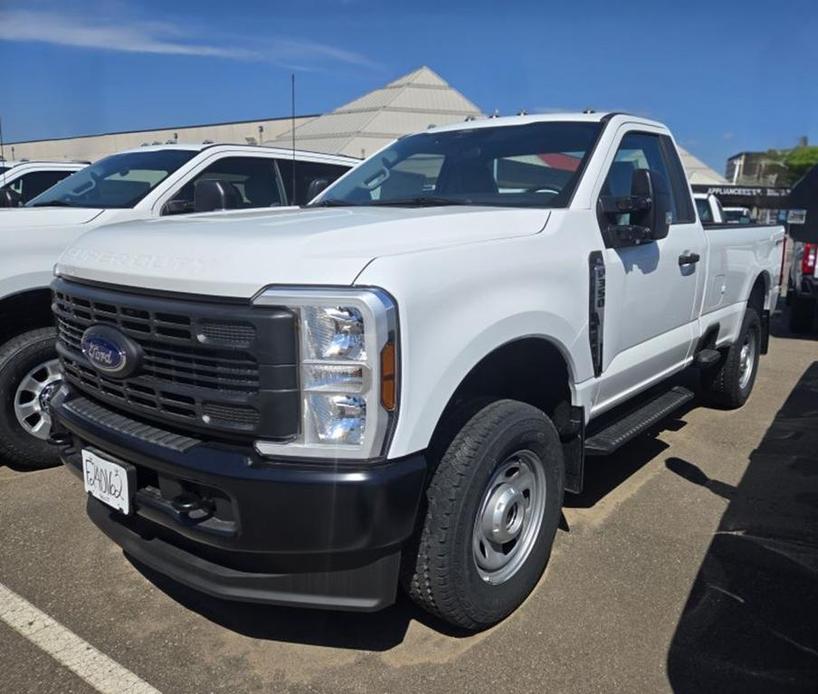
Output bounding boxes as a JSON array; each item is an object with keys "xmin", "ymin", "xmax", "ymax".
[
  {"xmin": 128, "ymin": 558, "xmax": 470, "ymax": 649},
  {"xmin": 666, "ymin": 361, "xmax": 818, "ymax": 692}
]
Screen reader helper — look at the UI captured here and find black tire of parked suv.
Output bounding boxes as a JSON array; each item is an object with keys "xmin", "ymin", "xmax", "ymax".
[
  {"xmin": 788, "ymin": 296, "xmax": 816, "ymax": 334},
  {"xmin": 0, "ymin": 327, "xmax": 62, "ymax": 469},
  {"xmin": 403, "ymin": 399, "xmax": 564, "ymax": 631},
  {"xmin": 702, "ymin": 307, "xmax": 761, "ymax": 409}
]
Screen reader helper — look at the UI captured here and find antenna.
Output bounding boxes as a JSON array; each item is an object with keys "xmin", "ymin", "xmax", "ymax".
[
  {"xmin": 291, "ymin": 74, "xmax": 296, "ymax": 205},
  {"xmin": 0, "ymin": 116, "xmax": 5, "ymax": 162}
]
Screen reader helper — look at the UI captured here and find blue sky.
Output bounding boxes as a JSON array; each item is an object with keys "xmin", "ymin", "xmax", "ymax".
[{"xmin": 0, "ymin": 0, "xmax": 815, "ymax": 172}]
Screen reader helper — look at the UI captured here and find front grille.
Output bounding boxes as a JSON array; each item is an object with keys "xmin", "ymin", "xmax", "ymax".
[
  {"xmin": 56, "ymin": 313, "xmax": 260, "ymax": 392},
  {"xmin": 53, "ymin": 278, "xmax": 299, "ymax": 441}
]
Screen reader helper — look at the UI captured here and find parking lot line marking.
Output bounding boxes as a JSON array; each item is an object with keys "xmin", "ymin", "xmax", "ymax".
[{"xmin": 0, "ymin": 582, "xmax": 161, "ymax": 694}]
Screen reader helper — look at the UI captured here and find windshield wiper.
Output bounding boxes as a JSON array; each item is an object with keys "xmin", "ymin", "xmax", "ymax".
[
  {"xmin": 368, "ymin": 196, "xmax": 473, "ymax": 207},
  {"xmin": 307, "ymin": 199, "xmax": 363, "ymax": 208},
  {"xmin": 29, "ymin": 200, "xmax": 76, "ymax": 208},
  {"xmin": 309, "ymin": 196, "xmax": 474, "ymax": 208}
]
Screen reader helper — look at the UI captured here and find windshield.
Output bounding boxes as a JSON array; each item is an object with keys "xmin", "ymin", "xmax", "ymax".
[
  {"xmin": 0, "ymin": 166, "xmax": 9, "ymax": 175},
  {"xmin": 27, "ymin": 149, "xmax": 198, "ymax": 208},
  {"xmin": 313, "ymin": 121, "xmax": 602, "ymax": 209}
]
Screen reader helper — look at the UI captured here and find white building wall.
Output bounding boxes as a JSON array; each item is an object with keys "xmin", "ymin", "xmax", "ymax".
[{"xmin": 3, "ymin": 116, "xmax": 316, "ymax": 163}]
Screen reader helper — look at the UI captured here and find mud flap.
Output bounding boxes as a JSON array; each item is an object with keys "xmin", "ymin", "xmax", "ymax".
[{"xmin": 760, "ymin": 309, "xmax": 770, "ymax": 354}]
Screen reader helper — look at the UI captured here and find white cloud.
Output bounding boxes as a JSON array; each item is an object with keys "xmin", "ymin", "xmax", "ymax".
[{"xmin": 0, "ymin": 8, "xmax": 374, "ymax": 67}]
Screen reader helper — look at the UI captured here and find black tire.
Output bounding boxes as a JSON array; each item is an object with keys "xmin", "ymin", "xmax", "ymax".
[
  {"xmin": 702, "ymin": 307, "xmax": 761, "ymax": 409},
  {"xmin": 788, "ymin": 296, "xmax": 816, "ymax": 334},
  {"xmin": 403, "ymin": 399, "xmax": 564, "ymax": 631},
  {"xmin": 0, "ymin": 327, "xmax": 61, "ymax": 469}
]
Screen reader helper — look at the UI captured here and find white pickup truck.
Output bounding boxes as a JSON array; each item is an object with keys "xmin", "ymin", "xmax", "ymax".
[
  {"xmin": 693, "ymin": 192, "xmax": 726, "ymax": 224},
  {"xmin": 0, "ymin": 144, "xmax": 355, "ymax": 468},
  {"xmin": 50, "ymin": 113, "xmax": 784, "ymax": 630},
  {"xmin": 0, "ymin": 160, "xmax": 88, "ymax": 207}
]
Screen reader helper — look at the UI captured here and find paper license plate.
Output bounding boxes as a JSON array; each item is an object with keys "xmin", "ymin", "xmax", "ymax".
[{"xmin": 82, "ymin": 449, "xmax": 133, "ymax": 515}]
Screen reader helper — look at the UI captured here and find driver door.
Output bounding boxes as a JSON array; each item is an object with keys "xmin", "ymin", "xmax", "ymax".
[{"xmin": 593, "ymin": 128, "xmax": 707, "ymax": 412}]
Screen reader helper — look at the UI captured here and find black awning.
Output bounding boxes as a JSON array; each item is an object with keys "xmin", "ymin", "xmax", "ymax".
[
  {"xmin": 787, "ymin": 165, "xmax": 818, "ymax": 243},
  {"xmin": 691, "ymin": 184, "xmax": 791, "ymax": 209}
]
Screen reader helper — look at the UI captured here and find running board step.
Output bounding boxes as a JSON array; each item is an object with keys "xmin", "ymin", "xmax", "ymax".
[{"xmin": 585, "ymin": 386, "xmax": 694, "ymax": 456}]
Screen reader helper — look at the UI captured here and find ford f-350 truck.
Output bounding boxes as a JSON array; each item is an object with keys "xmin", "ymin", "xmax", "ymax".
[
  {"xmin": 50, "ymin": 113, "xmax": 784, "ymax": 630},
  {"xmin": 0, "ymin": 144, "xmax": 354, "ymax": 469}
]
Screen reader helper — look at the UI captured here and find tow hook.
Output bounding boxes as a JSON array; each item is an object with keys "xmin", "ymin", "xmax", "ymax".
[
  {"xmin": 171, "ymin": 492, "xmax": 215, "ymax": 521},
  {"xmin": 43, "ymin": 380, "xmax": 72, "ymax": 446}
]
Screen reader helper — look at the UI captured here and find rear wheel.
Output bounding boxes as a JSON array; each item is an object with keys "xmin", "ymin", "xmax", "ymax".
[
  {"xmin": 0, "ymin": 327, "xmax": 62, "ymax": 469},
  {"xmin": 702, "ymin": 307, "xmax": 761, "ymax": 409},
  {"xmin": 403, "ymin": 399, "xmax": 564, "ymax": 630}
]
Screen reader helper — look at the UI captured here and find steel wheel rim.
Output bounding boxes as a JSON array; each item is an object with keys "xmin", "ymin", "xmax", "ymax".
[
  {"xmin": 14, "ymin": 359, "xmax": 61, "ymax": 441},
  {"xmin": 738, "ymin": 330, "xmax": 756, "ymax": 390},
  {"xmin": 472, "ymin": 449, "xmax": 547, "ymax": 585}
]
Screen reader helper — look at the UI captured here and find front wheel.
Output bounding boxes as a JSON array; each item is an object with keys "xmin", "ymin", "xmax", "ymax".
[
  {"xmin": 403, "ymin": 399, "xmax": 564, "ymax": 630},
  {"xmin": 0, "ymin": 327, "xmax": 62, "ymax": 469}
]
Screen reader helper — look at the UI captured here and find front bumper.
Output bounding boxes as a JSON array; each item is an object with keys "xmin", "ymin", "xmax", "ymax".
[{"xmin": 54, "ymin": 388, "xmax": 427, "ymax": 611}]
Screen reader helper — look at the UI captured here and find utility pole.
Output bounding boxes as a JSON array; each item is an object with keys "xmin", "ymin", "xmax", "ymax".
[{"xmin": 291, "ymin": 74, "xmax": 296, "ymax": 205}]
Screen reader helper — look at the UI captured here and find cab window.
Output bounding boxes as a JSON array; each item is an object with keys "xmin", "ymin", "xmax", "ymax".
[
  {"xmin": 165, "ymin": 157, "xmax": 284, "ymax": 215},
  {"xmin": 5, "ymin": 170, "xmax": 74, "ymax": 205},
  {"xmin": 278, "ymin": 160, "xmax": 351, "ymax": 205},
  {"xmin": 601, "ymin": 132, "xmax": 677, "ymax": 226},
  {"xmin": 696, "ymin": 197, "xmax": 713, "ymax": 223}
]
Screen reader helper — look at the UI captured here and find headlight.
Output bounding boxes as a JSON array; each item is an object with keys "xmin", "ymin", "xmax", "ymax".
[{"xmin": 252, "ymin": 287, "xmax": 398, "ymax": 460}]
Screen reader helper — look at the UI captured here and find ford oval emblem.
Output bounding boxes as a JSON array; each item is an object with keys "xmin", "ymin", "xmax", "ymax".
[{"xmin": 80, "ymin": 325, "xmax": 141, "ymax": 378}]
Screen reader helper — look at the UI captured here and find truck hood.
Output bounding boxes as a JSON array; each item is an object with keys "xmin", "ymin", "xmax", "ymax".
[
  {"xmin": 57, "ymin": 206, "xmax": 549, "ymax": 298},
  {"xmin": 0, "ymin": 207, "xmax": 104, "ymax": 228}
]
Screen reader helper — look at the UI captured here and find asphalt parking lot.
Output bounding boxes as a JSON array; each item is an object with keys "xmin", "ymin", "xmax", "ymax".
[{"xmin": 1, "ymin": 314, "xmax": 816, "ymax": 694}]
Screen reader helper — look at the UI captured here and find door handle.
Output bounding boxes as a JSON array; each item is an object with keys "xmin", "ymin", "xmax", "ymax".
[{"xmin": 678, "ymin": 252, "xmax": 701, "ymax": 266}]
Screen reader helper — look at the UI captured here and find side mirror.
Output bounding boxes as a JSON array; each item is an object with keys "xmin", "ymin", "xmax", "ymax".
[
  {"xmin": 598, "ymin": 169, "xmax": 672, "ymax": 247},
  {"xmin": 161, "ymin": 199, "xmax": 192, "ymax": 216},
  {"xmin": 637, "ymin": 169, "xmax": 672, "ymax": 241},
  {"xmin": 193, "ymin": 180, "xmax": 242, "ymax": 213},
  {"xmin": 0, "ymin": 188, "xmax": 21, "ymax": 208},
  {"xmin": 305, "ymin": 178, "xmax": 330, "ymax": 203}
]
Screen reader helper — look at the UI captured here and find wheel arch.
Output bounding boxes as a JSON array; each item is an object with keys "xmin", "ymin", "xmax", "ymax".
[
  {"xmin": 425, "ymin": 335, "xmax": 584, "ymax": 493},
  {"xmin": 748, "ymin": 271, "xmax": 770, "ymax": 313},
  {"xmin": 0, "ymin": 287, "xmax": 54, "ymax": 345}
]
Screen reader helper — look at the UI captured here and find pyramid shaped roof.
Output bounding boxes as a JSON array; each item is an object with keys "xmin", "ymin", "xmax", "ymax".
[
  {"xmin": 267, "ymin": 66, "xmax": 482, "ymax": 158},
  {"xmin": 678, "ymin": 146, "xmax": 727, "ymax": 185}
]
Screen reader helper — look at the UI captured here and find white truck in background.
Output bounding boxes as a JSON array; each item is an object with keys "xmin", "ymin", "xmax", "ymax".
[
  {"xmin": 0, "ymin": 144, "xmax": 356, "ymax": 468},
  {"xmin": 0, "ymin": 160, "xmax": 88, "ymax": 207},
  {"xmin": 693, "ymin": 192, "xmax": 726, "ymax": 224},
  {"xmin": 50, "ymin": 113, "xmax": 784, "ymax": 630},
  {"xmin": 723, "ymin": 206, "xmax": 754, "ymax": 224}
]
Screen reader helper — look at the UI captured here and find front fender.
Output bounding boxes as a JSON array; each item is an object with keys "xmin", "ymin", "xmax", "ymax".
[{"xmin": 356, "ymin": 227, "xmax": 594, "ymax": 459}]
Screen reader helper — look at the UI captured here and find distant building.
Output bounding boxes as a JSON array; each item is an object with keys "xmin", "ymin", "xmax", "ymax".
[
  {"xmin": 1, "ymin": 115, "xmax": 317, "ymax": 164},
  {"xmin": 725, "ymin": 151, "xmax": 789, "ymax": 187},
  {"xmin": 3, "ymin": 65, "xmax": 727, "ymax": 186},
  {"xmin": 266, "ymin": 66, "xmax": 482, "ymax": 159},
  {"xmin": 725, "ymin": 138, "xmax": 809, "ymax": 187}
]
